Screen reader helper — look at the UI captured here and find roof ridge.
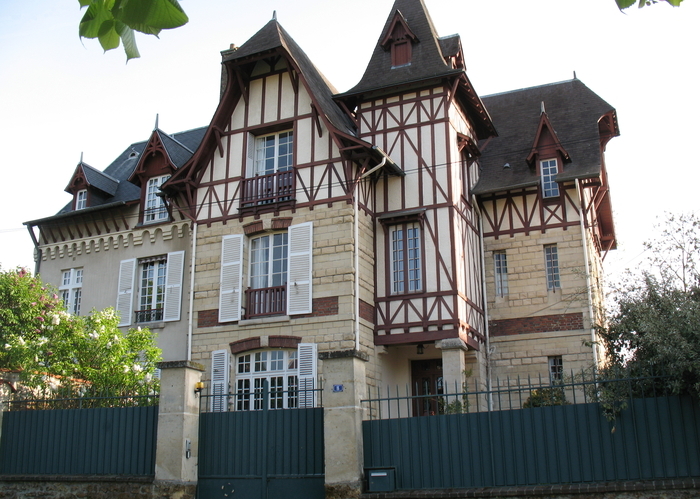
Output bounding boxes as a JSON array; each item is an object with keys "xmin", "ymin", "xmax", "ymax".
[{"xmin": 482, "ymin": 78, "xmax": 579, "ymax": 99}]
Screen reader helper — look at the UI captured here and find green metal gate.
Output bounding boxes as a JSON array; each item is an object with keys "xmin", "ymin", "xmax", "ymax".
[{"xmin": 198, "ymin": 386, "xmax": 324, "ymax": 499}]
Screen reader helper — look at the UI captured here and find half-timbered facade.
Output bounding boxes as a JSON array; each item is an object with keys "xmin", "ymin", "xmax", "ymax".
[
  {"xmin": 25, "ymin": 126, "xmax": 206, "ymax": 361},
  {"xmin": 25, "ymin": 0, "xmax": 620, "ymax": 493}
]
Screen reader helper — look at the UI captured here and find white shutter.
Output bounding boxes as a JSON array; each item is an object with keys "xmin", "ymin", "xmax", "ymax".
[
  {"xmin": 287, "ymin": 222, "xmax": 313, "ymax": 315},
  {"xmin": 219, "ymin": 234, "xmax": 244, "ymax": 322},
  {"xmin": 297, "ymin": 342, "xmax": 317, "ymax": 408},
  {"xmin": 116, "ymin": 258, "xmax": 136, "ymax": 327},
  {"xmin": 163, "ymin": 250, "xmax": 185, "ymax": 322},
  {"xmin": 210, "ymin": 349, "xmax": 230, "ymax": 412}
]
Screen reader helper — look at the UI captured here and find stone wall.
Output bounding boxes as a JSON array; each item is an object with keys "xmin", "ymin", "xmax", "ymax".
[{"xmin": 0, "ymin": 477, "xmax": 195, "ymax": 499}]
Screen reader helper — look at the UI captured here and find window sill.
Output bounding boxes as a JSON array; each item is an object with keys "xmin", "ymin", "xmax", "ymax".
[
  {"xmin": 239, "ymin": 315, "xmax": 290, "ymax": 326},
  {"xmin": 135, "ymin": 321, "xmax": 166, "ymax": 330}
]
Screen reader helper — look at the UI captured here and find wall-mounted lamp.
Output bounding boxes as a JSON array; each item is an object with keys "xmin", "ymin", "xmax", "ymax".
[
  {"xmin": 194, "ymin": 381, "xmax": 205, "ymax": 395},
  {"xmin": 417, "ymin": 344, "xmax": 424, "ymax": 355}
]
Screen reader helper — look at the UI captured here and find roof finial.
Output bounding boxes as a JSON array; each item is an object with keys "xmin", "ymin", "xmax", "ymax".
[
  {"xmin": 540, "ymin": 101, "xmax": 546, "ymax": 115},
  {"xmin": 155, "ymin": 113, "xmax": 159, "ymax": 130},
  {"xmin": 80, "ymin": 151, "xmax": 84, "ymax": 163},
  {"xmin": 272, "ymin": 10, "xmax": 277, "ymax": 20},
  {"xmin": 573, "ymin": 70, "xmax": 577, "ymax": 80}
]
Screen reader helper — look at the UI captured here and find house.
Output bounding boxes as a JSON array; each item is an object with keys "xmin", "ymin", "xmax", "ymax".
[
  {"xmin": 25, "ymin": 126, "xmax": 206, "ymax": 361},
  {"xmin": 25, "ymin": 0, "xmax": 618, "ymax": 493}
]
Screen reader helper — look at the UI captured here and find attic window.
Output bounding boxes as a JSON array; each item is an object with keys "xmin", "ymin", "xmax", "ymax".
[
  {"xmin": 392, "ymin": 40, "xmax": 412, "ymax": 68},
  {"xmin": 381, "ymin": 11, "xmax": 418, "ymax": 69},
  {"xmin": 76, "ymin": 189, "xmax": 87, "ymax": 210}
]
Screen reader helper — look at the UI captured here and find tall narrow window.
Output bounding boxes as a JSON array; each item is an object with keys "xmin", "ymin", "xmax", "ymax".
[
  {"xmin": 549, "ymin": 356, "xmax": 563, "ymax": 383},
  {"xmin": 255, "ymin": 131, "xmax": 293, "ymax": 175},
  {"xmin": 247, "ymin": 233, "xmax": 289, "ymax": 317},
  {"xmin": 494, "ymin": 251, "xmax": 508, "ymax": 298},
  {"xmin": 391, "ymin": 223, "xmax": 422, "ymax": 294},
  {"xmin": 137, "ymin": 256, "xmax": 167, "ymax": 322},
  {"xmin": 544, "ymin": 244, "xmax": 561, "ymax": 290},
  {"xmin": 540, "ymin": 159, "xmax": 559, "ymax": 198},
  {"xmin": 60, "ymin": 268, "xmax": 83, "ymax": 315},
  {"xmin": 76, "ymin": 190, "xmax": 88, "ymax": 210},
  {"xmin": 145, "ymin": 175, "xmax": 170, "ymax": 223}
]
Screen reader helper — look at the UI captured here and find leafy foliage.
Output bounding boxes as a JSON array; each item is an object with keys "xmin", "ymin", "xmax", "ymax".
[
  {"xmin": 78, "ymin": 0, "xmax": 189, "ymax": 61},
  {"xmin": 523, "ymin": 386, "xmax": 569, "ymax": 408},
  {"xmin": 0, "ymin": 267, "xmax": 161, "ymax": 395},
  {"xmin": 597, "ymin": 213, "xmax": 700, "ymax": 398},
  {"xmin": 617, "ymin": 0, "xmax": 683, "ymax": 8}
]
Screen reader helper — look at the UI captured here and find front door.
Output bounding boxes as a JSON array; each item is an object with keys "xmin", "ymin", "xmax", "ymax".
[{"xmin": 411, "ymin": 359, "xmax": 443, "ymax": 416}]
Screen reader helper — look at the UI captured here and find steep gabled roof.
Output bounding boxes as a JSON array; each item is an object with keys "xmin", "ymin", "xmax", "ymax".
[
  {"xmin": 64, "ymin": 161, "xmax": 120, "ymax": 196},
  {"xmin": 473, "ymin": 79, "xmax": 619, "ymax": 196},
  {"xmin": 340, "ymin": 0, "xmax": 462, "ymax": 97},
  {"xmin": 224, "ymin": 19, "xmax": 355, "ymax": 137}
]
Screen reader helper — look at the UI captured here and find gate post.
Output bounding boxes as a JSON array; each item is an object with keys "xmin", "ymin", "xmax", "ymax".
[
  {"xmin": 154, "ymin": 360, "xmax": 204, "ymax": 490},
  {"xmin": 320, "ymin": 350, "xmax": 369, "ymax": 498}
]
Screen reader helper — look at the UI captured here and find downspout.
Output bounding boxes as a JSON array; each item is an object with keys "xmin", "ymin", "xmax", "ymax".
[
  {"xmin": 355, "ymin": 154, "xmax": 387, "ymax": 352},
  {"xmin": 575, "ymin": 179, "xmax": 599, "ymax": 367},
  {"xmin": 187, "ymin": 221, "xmax": 197, "ymax": 362},
  {"xmin": 472, "ymin": 195, "xmax": 492, "ymax": 411},
  {"xmin": 26, "ymin": 225, "xmax": 42, "ymax": 276}
]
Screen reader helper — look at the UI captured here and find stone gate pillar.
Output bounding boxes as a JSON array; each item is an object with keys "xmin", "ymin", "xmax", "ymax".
[
  {"xmin": 154, "ymin": 360, "xmax": 204, "ymax": 490},
  {"xmin": 320, "ymin": 349, "xmax": 369, "ymax": 499}
]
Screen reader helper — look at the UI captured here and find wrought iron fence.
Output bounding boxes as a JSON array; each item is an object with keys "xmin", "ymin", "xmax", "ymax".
[
  {"xmin": 4, "ymin": 385, "xmax": 159, "ymax": 411},
  {"xmin": 199, "ymin": 379, "xmax": 323, "ymax": 414}
]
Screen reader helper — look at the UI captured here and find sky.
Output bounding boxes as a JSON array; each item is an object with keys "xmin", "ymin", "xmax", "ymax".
[{"xmin": 1, "ymin": 0, "xmax": 698, "ymax": 284}]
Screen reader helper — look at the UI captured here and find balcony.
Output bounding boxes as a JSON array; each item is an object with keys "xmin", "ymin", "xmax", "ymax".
[
  {"xmin": 135, "ymin": 308, "xmax": 163, "ymax": 323},
  {"xmin": 244, "ymin": 285, "xmax": 286, "ymax": 319},
  {"xmin": 240, "ymin": 170, "xmax": 295, "ymax": 215}
]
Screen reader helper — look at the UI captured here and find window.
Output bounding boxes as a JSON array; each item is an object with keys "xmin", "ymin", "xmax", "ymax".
[
  {"xmin": 116, "ymin": 251, "xmax": 184, "ymax": 327},
  {"xmin": 254, "ymin": 131, "xmax": 293, "ymax": 175},
  {"xmin": 219, "ymin": 222, "xmax": 313, "ymax": 323},
  {"xmin": 235, "ymin": 350, "xmax": 299, "ymax": 410},
  {"xmin": 494, "ymin": 251, "xmax": 508, "ymax": 298},
  {"xmin": 549, "ymin": 356, "xmax": 563, "ymax": 383},
  {"xmin": 136, "ymin": 256, "xmax": 167, "ymax": 322},
  {"xmin": 544, "ymin": 244, "xmax": 561, "ymax": 290},
  {"xmin": 391, "ymin": 223, "xmax": 422, "ymax": 294},
  {"xmin": 144, "ymin": 175, "xmax": 170, "ymax": 223},
  {"xmin": 540, "ymin": 159, "xmax": 559, "ymax": 198},
  {"xmin": 59, "ymin": 268, "xmax": 83, "ymax": 315},
  {"xmin": 76, "ymin": 190, "xmax": 87, "ymax": 210}
]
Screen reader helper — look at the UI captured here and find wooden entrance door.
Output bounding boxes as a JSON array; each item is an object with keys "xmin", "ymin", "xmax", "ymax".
[{"xmin": 411, "ymin": 359, "xmax": 443, "ymax": 416}]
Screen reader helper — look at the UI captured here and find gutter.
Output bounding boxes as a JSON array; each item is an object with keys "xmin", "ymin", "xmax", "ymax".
[
  {"xmin": 187, "ymin": 222, "xmax": 197, "ymax": 362},
  {"xmin": 472, "ymin": 194, "xmax": 492, "ymax": 411},
  {"xmin": 575, "ymin": 179, "xmax": 599, "ymax": 367}
]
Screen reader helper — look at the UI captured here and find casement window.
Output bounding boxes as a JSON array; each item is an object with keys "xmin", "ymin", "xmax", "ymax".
[
  {"xmin": 208, "ymin": 343, "xmax": 317, "ymax": 413},
  {"xmin": 494, "ymin": 251, "xmax": 508, "ymax": 298},
  {"xmin": 544, "ymin": 244, "xmax": 561, "ymax": 290},
  {"xmin": 390, "ymin": 222, "xmax": 422, "ymax": 294},
  {"xmin": 540, "ymin": 159, "xmax": 559, "ymax": 198},
  {"xmin": 144, "ymin": 175, "xmax": 170, "ymax": 223},
  {"xmin": 219, "ymin": 222, "xmax": 312, "ymax": 322},
  {"xmin": 116, "ymin": 251, "xmax": 184, "ymax": 327},
  {"xmin": 241, "ymin": 130, "xmax": 295, "ymax": 208},
  {"xmin": 60, "ymin": 268, "xmax": 83, "ymax": 315},
  {"xmin": 549, "ymin": 356, "xmax": 563, "ymax": 383},
  {"xmin": 391, "ymin": 40, "xmax": 412, "ymax": 67},
  {"xmin": 76, "ymin": 190, "xmax": 88, "ymax": 210},
  {"xmin": 254, "ymin": 130, "xmax": 293, "ymax": 176}
]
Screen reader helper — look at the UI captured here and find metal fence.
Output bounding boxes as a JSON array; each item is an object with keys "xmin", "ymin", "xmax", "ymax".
[
  {"xmin": 0, "ymin": 393, "xmax": 159, "ymax": 476},
  {"xmin": 361, "ymin": 374, "xmax": 700, "ymax": 490}
]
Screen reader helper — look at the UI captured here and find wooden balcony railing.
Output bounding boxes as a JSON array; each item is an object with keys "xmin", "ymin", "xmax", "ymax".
[
  {"xmin": 244, "ymin": 285, "xmax": 286, "ymax": 319},
  {"xmin": 240, "ymin": 170, "xmax": 295, "ymax": 211}
]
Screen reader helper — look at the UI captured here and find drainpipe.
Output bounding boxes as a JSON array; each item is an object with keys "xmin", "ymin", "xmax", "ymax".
[
  {"xmin": 26, "ymin": 225, "xmax": 42, "ymax": 276},
  {"xmin": 472, "ymin": 195, "xmax": 492, "ymax": 411},
  {"xmin": 575, "ymin": 179, "xmax": 598, "ymax": 367},
  {"xmin": 187, "ymin": 222, "xmax": 197, "ymax": 362}
]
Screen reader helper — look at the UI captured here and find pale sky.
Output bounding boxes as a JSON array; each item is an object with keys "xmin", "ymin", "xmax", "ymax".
[{"xmin": 1, "ymin": 0, "xmax": 698, "ymax": 283}]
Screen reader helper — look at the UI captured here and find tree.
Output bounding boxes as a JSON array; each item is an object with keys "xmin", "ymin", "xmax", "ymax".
[
  {"xmin": 597, "ymin": 213, "xmax": 700, "ymax": 398},
  {"xmin": 0, "ymin": 267, "xmax": 161, "ymax": 395},
  {"xmin": 617, "ymin": 0, "xmax": 683, "ymax": 9},
  {"xmin": 78, "ymin": 0, "xmax": 188, "ymax": 61}
]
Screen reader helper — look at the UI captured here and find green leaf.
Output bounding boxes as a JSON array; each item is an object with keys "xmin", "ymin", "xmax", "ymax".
[
  {"xmin": 78, "ymin": 0, "xmax": 93, "ymax": 7},
  {"xmin": 79, "ymin": 1, "xmax": 115, "ymax": 39},
  {"xmin": 97, "ymin": 20, "xmax": 121, "ymax": 51},
  {"xmin": 667, "ymin": 0, "xmax": 683, "ymax": 5},
  {"xmin": 116, "ymin": 21, "xmax": 140, "ymax": 61},
  {"xmin": 114, "ymin": 0, "xmax": 188, "ymax": 33},
  {"xmin": 616, "ymin": 0, "xmax": 638, "ymax": 9}
]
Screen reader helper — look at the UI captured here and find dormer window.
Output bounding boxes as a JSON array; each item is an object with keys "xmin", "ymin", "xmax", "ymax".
[
  {"xmin": 540, "ymin": 159, "xmax": 559, "ymax": 198},
  {"xmin": 76, "ymin": 190, "xmax": 88, "ymax": 210},
  {"xmin": 380, "ymin": 10, "xmax": 418, "ymax": 69},
  {"xmin": 145, "ymin": 175, "xmax": 170, "ymax": 223}
]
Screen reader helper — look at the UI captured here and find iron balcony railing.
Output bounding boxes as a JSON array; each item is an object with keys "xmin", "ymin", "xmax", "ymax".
[
  {"xmin": 135, "ymin": 308, "xmax": 164, "ymax": 323},
  {"xmin": 240, "ymin": 170, "xmax": 295, "ymax": 208},
  {"xmin": 244, "ymin": 285, "xmax": 286, "ymax": 318}
]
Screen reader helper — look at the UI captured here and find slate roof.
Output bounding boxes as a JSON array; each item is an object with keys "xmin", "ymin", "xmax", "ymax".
[
  {"xmin": 30, "ymin": 126, "xmax": 206, "ymax": 223},
  {"xmin": 473, "ymin": 79, "xmax": 619, "ymax": 196},
  {"xmin": 223, "ymin": 19, "xmax": 356, "ymax": 137},
  {"xmin": 339, "ymin": 0, "xmax": 462, "ymax": 97}
]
